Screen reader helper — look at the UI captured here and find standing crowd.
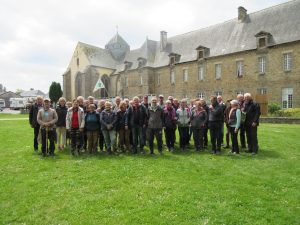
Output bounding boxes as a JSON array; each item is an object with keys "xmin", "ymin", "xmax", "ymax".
[{"xmin": 29, "ymin": 93, "xmax": 261, "ymax": 157}]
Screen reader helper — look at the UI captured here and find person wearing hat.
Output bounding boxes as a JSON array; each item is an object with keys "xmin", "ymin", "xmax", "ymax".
[{"xmin": 37, "ymin": 98, "xmax": 58, "ymax": 157}]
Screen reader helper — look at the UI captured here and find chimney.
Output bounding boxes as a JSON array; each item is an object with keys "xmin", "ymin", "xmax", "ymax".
[
  {"xmin": 160, "ymin": 31, "xmax": 167, "ymax": 52},
  {"xmin": 238, "ymin": 6, "xmax": 247, "ymax": 22}
]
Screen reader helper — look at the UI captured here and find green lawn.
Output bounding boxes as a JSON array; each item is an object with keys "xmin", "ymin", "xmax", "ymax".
[{"xmin": 0, "ymin": 115, "xmax": 299, "ymax": 225}]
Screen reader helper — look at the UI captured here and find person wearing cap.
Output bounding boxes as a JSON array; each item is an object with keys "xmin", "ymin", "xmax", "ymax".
[
  {"xmin": 37, "ymin": 98, "xmax": 58, "ymax": 157},
  {"xmin": 29, "ymin": 96, "xmax": 44, "ymax": 152},
  {"xmin": 228, "ymin": 100, "xmax": 241, "ymax": 154},
  {"xmin": 163, "ymin": 100, "xmax": 177, "ymax": 151}
]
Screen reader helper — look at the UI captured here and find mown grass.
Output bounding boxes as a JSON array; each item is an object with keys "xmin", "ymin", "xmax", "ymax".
[{"xmin": 0, "ymin": 115, "xmax": 299, "ymax": 225}]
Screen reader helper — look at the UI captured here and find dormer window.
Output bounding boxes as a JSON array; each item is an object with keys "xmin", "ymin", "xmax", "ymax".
[
  {"xmin": 259, "ymin": 38, "xmax": 266, "ymax": 48},
  {"xmin": 255, "ymin": 31, "xmax": 272, "ymax": 49},
  {"xmin": 168, "ymin": 53, "xmax": 181, "ymax": 66},
  {"xmin": 196, "ymin": 45, "xmax": 209, "ymax": 61},
  {"xmin": 170, "ymin": 56, "xmax": 175, "ymax": 65},
  {"xmin": 124, "ymin": 61, "xmax": 132, "ymax": 71},
  {"xmin": 198, "ymin": 50, "xmax": 204, "ymax": 60},
  {"xmin": 137, "ymin": 57, "xmax": 147, "ymax": 68}
]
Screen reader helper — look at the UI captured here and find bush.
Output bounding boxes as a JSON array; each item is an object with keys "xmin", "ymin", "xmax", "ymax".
[
  {"xmin": 268, "ymin": 102, "xmax": 281, "ymax": 115},
  {"xmin": 274, "ymin": 108, "xmax": 300, "ymax": 118}
]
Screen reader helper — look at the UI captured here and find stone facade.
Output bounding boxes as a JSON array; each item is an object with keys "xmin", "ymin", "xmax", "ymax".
[{"xmin": 62, "ymin": 1, "xmax": 300, "ymax": 109}]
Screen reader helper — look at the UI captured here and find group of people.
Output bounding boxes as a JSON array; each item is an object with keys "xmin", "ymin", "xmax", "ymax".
[{"xmin": 29, "ymin": 93, "xmax": 261, "ymax": 157}]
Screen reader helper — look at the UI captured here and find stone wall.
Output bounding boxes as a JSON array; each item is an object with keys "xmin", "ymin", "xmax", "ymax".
[{"xmin": 260, "ymin": 117, "xmax": 300, "ymax": 124}]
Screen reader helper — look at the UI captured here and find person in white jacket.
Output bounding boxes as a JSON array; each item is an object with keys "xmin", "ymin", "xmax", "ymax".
[{"xmin": 66, "ymin": 99, "xmax": 85, "ymax": 156}]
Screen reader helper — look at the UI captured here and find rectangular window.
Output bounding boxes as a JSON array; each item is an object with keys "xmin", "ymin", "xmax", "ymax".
[
  {"xmin": 257, "ymin": 88, "xmax": 267, "ymax": 95},
  {"xmin": 183, "ymin": 69, "xmax": 188, "ymax": 82},
  {"xmin": 258, "ymin": 57, "xmax": 266, "ymax": 74},
  {"xmin": 125, "ymin": 76, "xmax": 128, "ymax": 87},
  {"xmin": 236, "ymin": 90, "xmax": 244, "ymax": 95},
  {"xmin": 282, "ymin": 88, "xmax": 293, "ymax": 109},
  {"xmin": 215, "ymin": 91, "xmax": 222, "ymax": 96},
  {"xmin": 170, "ymin": 70, "xmax": 175, "ymax": 84},
  {"xmin": 198, "ymin": 92, "xmax": 205, "ymax": 99},
  {"xmin": 157, "ymin": 73, "xmax": 161, "ymax": 85},
  {"xmin": 236, "ymin": 61, "xmax": 243, "ymax": 77},
  {"xmin": 76, "ymin": 58, "xmax": 79, "ymax": 66},
  {"xmin": 198, "ymin": 65, "xmax": 204, "ymax": 81},
  {"xmin": 215, "ymin": 64, "xmax": 222, "ymax": 79},
  {"xmin": 139, "ymin": 74, "xmax": 143, "ymax": 86},
  {"xmin": 283, "ymin": 53, "xmax": 292, "ymax": 71}
]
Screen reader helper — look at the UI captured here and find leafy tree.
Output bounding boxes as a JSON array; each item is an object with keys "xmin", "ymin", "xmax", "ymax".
[{"xmin": 49, "ymin": 82, "xmax": 63, "ymax": 107}]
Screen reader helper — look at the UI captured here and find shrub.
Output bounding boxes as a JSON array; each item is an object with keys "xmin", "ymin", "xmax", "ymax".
[
  {"xmin": 268, "ymin": 102, "xmax": 281, "ymax": 115},
  {"xmin": 274, "ymin": 108, "xmax": 300, "ymax": 118}
]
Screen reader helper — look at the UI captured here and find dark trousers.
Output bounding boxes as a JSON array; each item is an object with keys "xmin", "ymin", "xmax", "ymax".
[
  {"xmin": 203, "ymin": 126, "xmax": 208, "ymax": 147},
  {"xmin": 245, "ymin": 125, "xmax": 258, "ymax": 153},
  {"xmin": 87, "ymin": 130, "xmax": 99, "ymax": 154},
  {"xmin": 148, "ymin": 128, "xmax": 163, "ymax": 153},
  {"xmin": 164, "ymin": 127, "xmax": 176, "ymax": 149},
  {"xmin": 118, "ymin": 128, "xmax": 130, "ymax": 151},
  {"xmin": 240, "ymin": 123, "xmax": 246, "ymax": 148},
  {"xmin": 98, "ymin": 130, "xmax": 104, "ymax": 151},
  {"xmin": 229, "ymin": 127, "xmax": 239, "ymax": 153},
  {"xmin": 70, "ymin": 128, "xmax": 82, "ymax": 154},
  {"xmin": 41, "ymin": 128, "xmax": 55, "ymax": 155},
  {"xmin": 131, "ymin": 125, "xmax": 144, "ymax": 153},
  {"xmin": 33, "ymin": 125, "xmax": 40, "ymax": 150},
  {"xmin": 225, "ymin": 124, "xmax": 230, "ymax": 147},
  {"xmin": 178, "ymin": 127, "xmax": 189, "ymax": 148},
  {"xmin": 209, "ymin": 121, "xmax": 222, "ymax": 153},
  {"xmin": 193, "ymin": 128, "xmax": 204, "ymax": 151}
]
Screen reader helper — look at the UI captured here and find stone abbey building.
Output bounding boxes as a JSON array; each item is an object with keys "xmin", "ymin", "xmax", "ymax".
[{"xmin": 63, "ymin": 0, "xmax": 300, "ymax": 110}]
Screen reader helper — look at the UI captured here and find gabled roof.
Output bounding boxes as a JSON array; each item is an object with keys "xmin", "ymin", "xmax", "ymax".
[
  {"xmin": 78, "ymin": 42, "xmax": 119, "ymax": 69},
  {"xmin": 20, "ymin": 90, "xmax": 45, "ymax": 97}
]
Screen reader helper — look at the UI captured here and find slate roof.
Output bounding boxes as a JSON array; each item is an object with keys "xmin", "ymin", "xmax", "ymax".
[
  {"xmin": 78, "ymin": 0, "xmax": 300, "ymax": 73},
  {"xmin": 20, "ymin": 90, "xmax": 45, "ymax": 97}
]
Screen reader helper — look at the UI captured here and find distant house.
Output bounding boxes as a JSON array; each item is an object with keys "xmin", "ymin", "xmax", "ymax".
[
  {"xmin": 0, "ymin": 91, "xmax": 21, "ymax": 108},
  {"xmin": 20, "ymin": 89, "xmax": 46, "ymax": 101}
]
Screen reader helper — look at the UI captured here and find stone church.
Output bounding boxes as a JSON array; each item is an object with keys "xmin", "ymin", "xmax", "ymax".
[{"xmin": 63, "ymin": 0, "xmax": 300, "ymax": 109}]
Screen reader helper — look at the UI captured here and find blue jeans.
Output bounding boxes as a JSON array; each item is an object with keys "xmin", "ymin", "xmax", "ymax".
[
  {"xmin": 102, "ymin": 130, "xmax": 116, "ymax": 150},
  {"xmin": 131, "ymin": 125, "xmax": 144, "ymax": 153}
]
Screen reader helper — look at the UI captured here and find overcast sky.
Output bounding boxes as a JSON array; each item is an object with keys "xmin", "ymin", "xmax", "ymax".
[{"xmin": 0, "ymin": 0, "xmax": 288, "ymax": 93}]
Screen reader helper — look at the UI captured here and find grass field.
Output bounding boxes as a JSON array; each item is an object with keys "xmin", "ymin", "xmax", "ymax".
[{"xmin": 0, "ymin": 115, "xmax": 299, "ymax": 225}]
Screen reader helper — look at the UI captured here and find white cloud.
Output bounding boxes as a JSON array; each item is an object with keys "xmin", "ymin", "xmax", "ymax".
[{"xmin": 0, "ymin": 0, "xmax": 288, "ymax": 93}]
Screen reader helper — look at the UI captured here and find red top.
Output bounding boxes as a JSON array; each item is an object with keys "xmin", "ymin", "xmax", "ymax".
[{"xmin": 72, "ymin": 109, "xmax": 79, "ymax": 128}]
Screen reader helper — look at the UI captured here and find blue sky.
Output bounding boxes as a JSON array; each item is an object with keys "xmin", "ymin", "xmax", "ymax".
[{"xmin": 0, "ymin": 0, "xmax": 289, "ymax": 93}]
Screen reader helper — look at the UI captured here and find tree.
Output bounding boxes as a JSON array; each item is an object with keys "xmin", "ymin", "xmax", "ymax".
[
  {"xmin": 49, "ymin": 82, "xmax": 63, "ymax": 107},
  {"xmin": 15, "ymin": 89, "xmax": 25, "ymax": 95}
]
